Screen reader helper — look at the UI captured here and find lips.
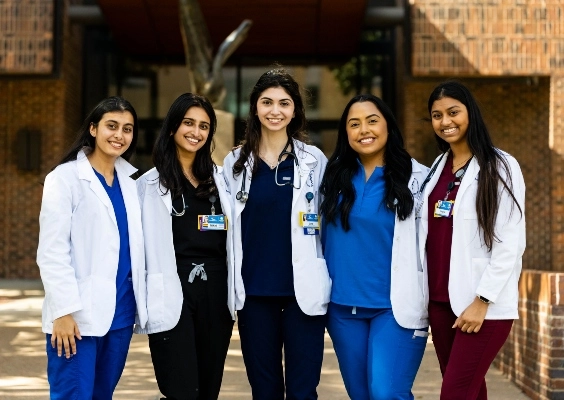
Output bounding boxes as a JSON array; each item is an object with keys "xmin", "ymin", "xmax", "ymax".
[
  {"xmin": 359, "ymin": 137, "xmax": 376, "ymax": 144},
  {"xmin": 185, "ymin": 137, "xmax": 201, "ymax": 144},
  {"xmin": 442, "ymin": 127, "xmax": 457, "ymax": 134},
  {"xmin": 109, "ymin": 141, "xmax": 123, "ymax": 149}
]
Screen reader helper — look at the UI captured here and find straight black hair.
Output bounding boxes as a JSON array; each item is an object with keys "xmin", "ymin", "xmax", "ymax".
[
  {"xmin": 320, "ymin": 94, "xmax": 414, "ymax": 230},
  {"xmin": 153, "ymin": 93, "xmax": 218, "ymax": 199},
  {"xmin": 428, "ymin": 80, "xmax": 522, "ymax": 251},
  {"xmin": 58, "ymin": 96, "xmax": 138, "ymax": 166}
]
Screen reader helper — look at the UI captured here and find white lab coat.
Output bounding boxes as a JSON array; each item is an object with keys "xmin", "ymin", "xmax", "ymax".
[
  {"xmin": 418, "ymin": 150, "xmax": 526, "ymax": 319},
  {"xmin": 134, "ymin": 166, "xmax": 236, "ymax": 335},
  {"xmin": 389, "ymin": 159, "xmax": 430, "ymax": 329},
  {"xmin": 223, "ymin": 140, "xmax": 331, "ymax": 316},
  {"xmin": 37, "ymin": 150, "xmax": 147, "ymax": 336}
]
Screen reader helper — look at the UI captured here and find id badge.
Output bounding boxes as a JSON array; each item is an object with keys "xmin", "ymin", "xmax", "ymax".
[
  {"xmin": 303, "ymin": 227, "xmax": 319, "ymax": 235},
  {"xmin": 434, "ymin": 200, "xmax": 454, "ymax": 218},
  {"xmin": 299, "ymin": 212, "xmax": 320, "ymax": 228},
  {"xmin": 198, "ymin": 214, "xmax": 228, "ymax": 231}
]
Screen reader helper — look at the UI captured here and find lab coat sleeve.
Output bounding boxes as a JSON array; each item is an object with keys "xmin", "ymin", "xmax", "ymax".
[
  {"xmin": 36, "ymin": 171, "xmax": 82, "ymax": 321},
  {"xmin": 475, "ymin": 156, "xmax": 526, "ymax": 302}
]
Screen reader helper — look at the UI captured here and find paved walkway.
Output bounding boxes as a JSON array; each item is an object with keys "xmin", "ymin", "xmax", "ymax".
[{"xmin": 0, "ymin": 280, "xmax": 530, "ymax": 399}]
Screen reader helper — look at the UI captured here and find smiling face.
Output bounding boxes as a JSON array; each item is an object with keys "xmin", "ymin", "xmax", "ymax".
[
  {"xmin": 173, "ymin": 106, "xmax": 211, "ymax": 156},
  {"xmin": 346, "ymin": 101, "xmax": 388, "ymax": 165},
  {"xmin": 430, "ymin": 96, "xmax": 470, "ymax": 148},
  {"xmin": 256, "ymin": 87, "xmax": 295, "ymax": 135},
  {"xmin": 89, "ymin": 111, "xmax": 134, "ymax": 160}
]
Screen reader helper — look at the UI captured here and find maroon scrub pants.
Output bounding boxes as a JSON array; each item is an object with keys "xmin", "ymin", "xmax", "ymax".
[{"xmin": 428, "ymin": 300, "xmax": 513, "ymax": 400}]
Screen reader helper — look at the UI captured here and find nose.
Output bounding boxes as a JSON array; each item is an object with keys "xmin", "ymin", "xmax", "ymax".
[
  {"xmin": 360, "ymin": 121, "xmax": 370, "ymax": 133},
  {"xmin": 441, "ymin": 114, "xmax": 452, "ymax": 126},
  {"xmin": 270, "ymin": 104, "xmax": 281, "ymax": 115}
]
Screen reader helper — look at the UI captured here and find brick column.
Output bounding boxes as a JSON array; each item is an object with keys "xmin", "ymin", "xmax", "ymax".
[
  {"xmin": 496, "ymin": 270, "xmax": 564, "ymax": 399},
  {"xmin": 551, "ymin": 75, "xmax": 564, "ymax": 272}
]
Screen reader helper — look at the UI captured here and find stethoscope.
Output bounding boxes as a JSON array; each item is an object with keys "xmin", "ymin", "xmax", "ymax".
[{"xmin": 236, "ymin": 139, "xmax": 301, "ymax": 203}]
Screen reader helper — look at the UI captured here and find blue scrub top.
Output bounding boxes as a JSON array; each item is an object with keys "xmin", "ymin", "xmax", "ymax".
[
  {"xmin": 323, "ymin": 162, "xmax": 395, "ymax": 308},
  {"xmin": 241, "ymin": 158, "xmax": 295, "ymax": 296},
  {"xmin": 93, "ymin": 169, "xmax": 136, "ymax": 330}
]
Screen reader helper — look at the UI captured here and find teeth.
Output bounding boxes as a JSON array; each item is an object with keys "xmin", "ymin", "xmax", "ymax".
[
  {"xmin": 268, "ymin": 118, "xmax": 282, "ymax": 123},
  {"xmin": 360, "ymin": 138, "xmax": 375, "ymax": 144},
  {"xmin": 186, "ymin": 137, "xmax": 199, "ymax": 144},
  {"xmin": 109, "ymin": 142, "xmax": 122, "ymax": 148},
  {"xmin": 443, "ymin": 128, "xmax": 456, "ymax": 134}
]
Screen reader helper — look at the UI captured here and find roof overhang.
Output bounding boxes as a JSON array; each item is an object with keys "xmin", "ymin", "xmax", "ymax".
[{"xmin": 95, "ymin": 0, "xmax": 368, "ymax": 61}]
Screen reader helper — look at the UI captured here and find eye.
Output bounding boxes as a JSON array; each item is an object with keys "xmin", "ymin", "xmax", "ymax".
[
  {"xmin": 200, "ymin": 124, "xmax": 209, "ymax": 130},
  {"xmin": 450, "ymin": 110, "xmax": 459, "ymax": 116},
  {"xmin": 108, "ymin": 124, "xmax": 116, "ymax": 129},
  {"xmin": 431, "ymin": 113, "xmax": 441, "ymax": 120},
  {"xmin": 349, "ymin": 122, "xmax": 359, "ymax": 128},
  {"xmin": 280, "ymin": 101, "xmax": 290, "ymax": 107},
  {"xmin": 184, "ymin": 120, "xmax": 193, "ymax": 126},
  {"xmin": 262, "ymin": 100, "xmax": 272, "ymax": 105},
  {"xmin": 123, "ymin": 126, "xmax": 133, "ymax": 133},
  {"xmin": 369, "ymin": 118, "xmax": 378, "ymax": 124}
]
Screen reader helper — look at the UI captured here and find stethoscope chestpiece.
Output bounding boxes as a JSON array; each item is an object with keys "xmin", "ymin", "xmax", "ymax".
[{"xmin": 236, "ymin": 191, "xmax": 248, "ymax": 203}]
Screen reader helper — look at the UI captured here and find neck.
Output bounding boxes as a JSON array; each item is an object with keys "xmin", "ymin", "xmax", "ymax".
[
  {"xmin": 177, "ymin": 151, "xmax": 196, "ymax": 176},
  {"xmin": 259, "ymin": 130, "xmax": 289, "ymax": 155},
  {"xmin": 87, "ymin": 150, "xmax": 117, "ymax": 178},
  {"xmin": 450, "ymin": 142, "xmax": 473, "ymax": 161}
]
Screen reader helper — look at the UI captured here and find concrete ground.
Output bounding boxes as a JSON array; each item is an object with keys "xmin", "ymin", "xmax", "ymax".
[{"xmin": 0, "ymin": 280, "xmax": 530, "ymax": 399}]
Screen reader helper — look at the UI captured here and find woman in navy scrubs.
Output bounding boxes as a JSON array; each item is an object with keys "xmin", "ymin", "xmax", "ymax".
[{"xmin": 223, "ymin": 67, "xmax": 331, "ymax": 399}]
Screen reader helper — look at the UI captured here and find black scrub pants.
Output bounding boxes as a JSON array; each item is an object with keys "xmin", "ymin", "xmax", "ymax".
[
  {"xmin": 237, "ymin": 295, "xmax": 327, "ymax": 400},
  {"xmin": 148, "ymin": 263, "xmax": 234, "ymax": 400}
]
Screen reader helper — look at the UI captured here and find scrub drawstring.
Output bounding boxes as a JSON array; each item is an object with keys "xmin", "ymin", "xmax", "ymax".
[{"xmin": 188, "ymin": 263, "xmax": 207, "ymax": 283}]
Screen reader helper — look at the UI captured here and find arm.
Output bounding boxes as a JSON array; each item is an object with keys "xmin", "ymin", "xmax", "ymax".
[
  {"xmin": 37, "ymin": 171, "xmax": 82, "ymax": 356},
  {"xmin": 454, "ymin": 156, "xmax": 525, "ymax": 333}
]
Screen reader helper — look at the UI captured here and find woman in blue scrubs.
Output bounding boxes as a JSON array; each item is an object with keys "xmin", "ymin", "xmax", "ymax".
[
  {"xmin": 37, "ymin": 97, "xmax": 146, "ymax": 399},
  {"xmin": 320, "ymin": 94, "xmax": 429, "ymax": 399}
]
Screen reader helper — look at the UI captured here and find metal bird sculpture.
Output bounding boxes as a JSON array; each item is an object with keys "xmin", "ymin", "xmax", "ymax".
[{"xmin": 179, "ymin": 0, "xmax": 252, "ymax": 109}]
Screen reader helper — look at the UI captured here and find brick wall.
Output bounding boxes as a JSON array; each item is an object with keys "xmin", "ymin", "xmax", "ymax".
[
  {"xmin": 495, "ymin": 270, "xmax": 564, "ymax": 399},
  {"xmin": 0, "ymin": 2, "xmax": 82, "ymax": 278},
  {"xmin": 410, "ymin": 0, "xmax": 564, "ymax": 76}
]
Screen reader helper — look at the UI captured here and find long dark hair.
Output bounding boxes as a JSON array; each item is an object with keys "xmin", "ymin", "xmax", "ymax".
[
  {"xmin": 58, "ymin": 96, "xmax": 139, "ymax": 166},
  {"xmin": 428, "ymin": 80, "xmax": 522, "ymax": 251},
  {"xmin": 233, "ymin": 66, "xmax": 308, "ymax": 176},
  {"xmin": 153, "ymin": 93, "xmax": 217, "ymax": 199},
  {"xmin": 320, "ymin": 94, "xmax": 414, "ymax": 231}
]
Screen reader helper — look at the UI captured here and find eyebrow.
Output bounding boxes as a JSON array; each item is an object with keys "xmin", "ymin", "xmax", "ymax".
[
  {"xmin": 432, "ymin": 105, "xmax": 461, "ymax": 113},
  {"xmin": 183, "ymin": 117, "xmax": 209, "ymax": 124},
  {"xmin": 105, "ymin": 119, "xmax": 133, "ymax": 126},
  {"xmin": 347, "ymin": 114, "xmax": 380, "ymax": 123},
  {"xmin": 260, "ymin": 96, "xmax": 293, "ymax": 102}
]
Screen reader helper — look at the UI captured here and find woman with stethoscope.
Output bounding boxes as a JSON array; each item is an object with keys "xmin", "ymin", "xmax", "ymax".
[
  {"xmin": 419, "ymin": 81, "xmax": 525, "ymax": 399},
  {"xmin": 223, "ymin": 67, "xmax": 330, "ymax": 399},
  {"xmin": 136, "ymin": 93, "xmax": 235, "ymax": 399}
]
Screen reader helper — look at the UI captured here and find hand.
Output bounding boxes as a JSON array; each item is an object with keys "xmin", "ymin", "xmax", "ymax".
[
  {"xmin": 452, "ymin": 297, "xmax": 489, "ymax": 333},
  {"xmin": 51, "ymin": 314, "xmax": 82, "ymax": 358}
]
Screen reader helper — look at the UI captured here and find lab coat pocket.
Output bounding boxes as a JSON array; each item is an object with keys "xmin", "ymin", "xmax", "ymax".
[
  {"xmin": 73, "ymin": 277, "xmax": 92, "ymax": 325},
  {"xmin": 147, "ymin": 273, "xmax": 165, "ymax": 324},
  {"xmin": 471, "ymin": 257, "xmax": 490, "ymax": 291}
]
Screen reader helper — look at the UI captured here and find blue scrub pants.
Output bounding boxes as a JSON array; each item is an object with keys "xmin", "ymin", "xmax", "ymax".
[
  {"xmin": 237, "ymin": 296, "xmax": 326, "ymax": 400},
  {"xmin": 46, "ymin": 326, "xmax": 133, "ymax": 400},
  {"xmin": 327, "ymin": 303, "xmax": 427, "ymax": 400}
]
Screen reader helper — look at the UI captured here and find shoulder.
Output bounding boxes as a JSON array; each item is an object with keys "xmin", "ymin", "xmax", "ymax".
[
  {"xmin": 296, "ymin": 141, "xmax": 327, "ymax": 163},
  {"xmin": 137, "ymin": 167, "xmax": 159, "ymax": 186},
  {"xmin": 46, "ymin": 161, "xmax": 78, "ymax": 183},
  {"xmin": 411, "ymin": 158, "xmax": 430, "ymax": 176},
  {"xmin": 223, "ymin": 147, "xmax": 242, "ymax": 166}
]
